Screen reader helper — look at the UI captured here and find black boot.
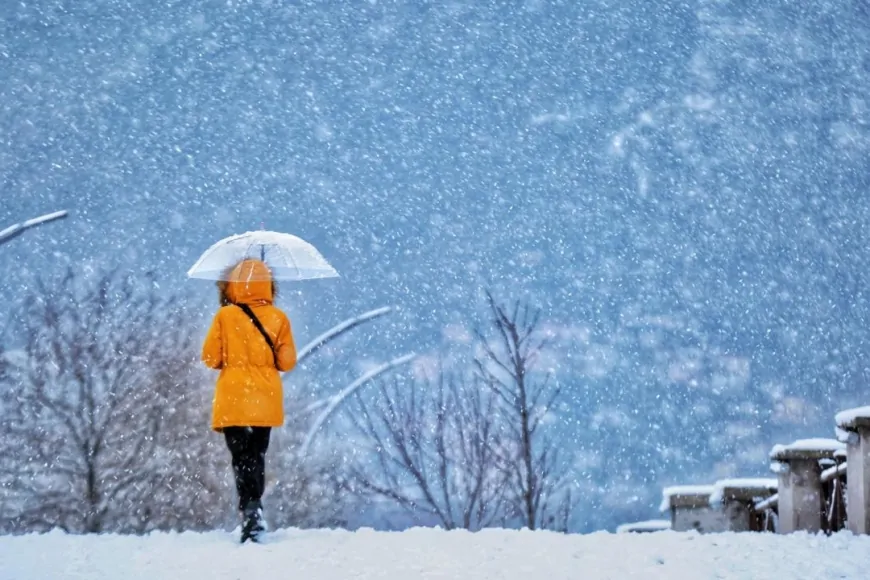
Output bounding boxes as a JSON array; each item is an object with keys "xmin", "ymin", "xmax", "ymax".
[{"xmin": 240, "ymin": 499, "xmax": 265, "ymax": 543}]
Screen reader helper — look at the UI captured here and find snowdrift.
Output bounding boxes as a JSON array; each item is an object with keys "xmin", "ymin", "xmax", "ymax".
[{"xmin": 2, "ymin": 527, "xmax": 869, "ymax": 579}]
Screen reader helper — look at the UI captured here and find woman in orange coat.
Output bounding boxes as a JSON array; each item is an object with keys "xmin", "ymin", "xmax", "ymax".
[{"xmin": 201, "ymin": 259, "xmax": 297, "ymax": 543}]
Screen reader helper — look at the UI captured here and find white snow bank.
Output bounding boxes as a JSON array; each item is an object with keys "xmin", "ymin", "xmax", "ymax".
[
  {"xmin": 2, "ymin": 527, "xmax": 870, "ymax": 580},
  {"xmin": 769, "ymin": 438, "xmax": 845, "ymax": 458},
  {"xmin": 659, "ymin": 485, "xmax": 715, "ymax": 512},
  {"xmin": 615, "ymin": 519, "xmax": 671, "ymax": 533},
  {"xmin": 835, "ymin": 405, "xmax": 870, "ymax": 429}
]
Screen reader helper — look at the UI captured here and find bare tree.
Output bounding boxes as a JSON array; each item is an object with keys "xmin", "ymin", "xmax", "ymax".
[
  {"xmin": 0, "ymin": 267, "xmax": 385, "ymax": 534},
  {"xmin": 474, "ymin": 290, "xmax": 572, "ymax": 531},
  {"xmin": 0, "ymin": 267, "xmax": 222, "ymax": 533},
  {"xmin": 341, "ymin": 292, "xmax": 575, "ymax": 532},
  {"xmin": 344, "ymin": 369, "xmax": 510, "ymax": 530},
  {"xmin": 128, "ymin": 366, "xmax": 231, "ymax": 533}
]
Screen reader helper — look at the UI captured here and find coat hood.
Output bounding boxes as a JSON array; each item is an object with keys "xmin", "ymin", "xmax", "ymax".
[{"xmin": 226, "ymin": 259, "xmax": 274, "ymax": 305}]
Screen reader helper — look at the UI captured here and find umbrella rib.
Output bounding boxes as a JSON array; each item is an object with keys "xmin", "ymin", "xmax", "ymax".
[{"xmin": 286, "ymin": 248, "xmax": 302, "ymax": 278}]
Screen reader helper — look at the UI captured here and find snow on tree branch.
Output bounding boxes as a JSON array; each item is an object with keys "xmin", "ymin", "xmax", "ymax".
[
  {"xmin": 294, "ymin": 306, "xmax": 393, "ymax": 366},
  {"xmin": 0, "ymin": 210, "xmax": 69, "ymax": 247}
]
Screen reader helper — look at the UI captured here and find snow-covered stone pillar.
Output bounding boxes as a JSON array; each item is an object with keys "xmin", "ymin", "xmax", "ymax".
[
  {"xmin": 835, "ymin": 406, "xmax": 870, "ymax": 534},
  {"xmin": 769, "ymin": 438, "xmax": 845, "ymax": 534},
  {"xmin": 659, "ymin": 485, "xmax": 726, "ymax": 533},
  {"xmin": 709, "ymin": 478, "xmax": 778, "ymax": 532}
]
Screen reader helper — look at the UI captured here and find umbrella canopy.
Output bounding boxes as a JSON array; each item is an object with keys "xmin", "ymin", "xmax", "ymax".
[{"xmin": 187, "ymin": 230, "xmax": 340, "ymax": 282}]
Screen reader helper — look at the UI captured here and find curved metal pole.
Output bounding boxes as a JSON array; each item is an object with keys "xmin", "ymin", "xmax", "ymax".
[
  {"xmin": 294, "ymin": 306, "xmax": 393, "ymax": 366},
  {"xmin": 299, "ymin": 352, "xmax": 416, "ymax": 458},
  {"xmin": 0, "ymin": 210, "xmax": 69, "ymax": 247}
]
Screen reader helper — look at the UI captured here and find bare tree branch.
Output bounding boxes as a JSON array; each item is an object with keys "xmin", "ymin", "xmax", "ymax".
[
  {"xmin": 0, "ymin": 267, "xmax": 228, "ymax": 533},
  {"xmin": 345, "ymin": 366, "xmax": 511, "ymax": 531},
  {"xmin": 474, "ymin": 289, "xmax": 571, "ymax": 531}
]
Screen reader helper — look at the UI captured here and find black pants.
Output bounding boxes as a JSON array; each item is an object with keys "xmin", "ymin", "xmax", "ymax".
[{"xmin": 224, "ymin": 427, "xmax": 271, "ymax": 512}]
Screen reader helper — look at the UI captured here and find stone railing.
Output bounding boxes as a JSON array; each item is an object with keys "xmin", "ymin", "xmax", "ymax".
[
  {"xmin": 658, "ymin": 485, "xmax": 724, "ymax": 532},
  {"xmin": 769, "ymin": 438, "xmax": 845, "ymax": 534},
  {"xmin": 617, "ymin": 405, "xmax": 870, "ymax": 536},
  {"xmin": 653, "ymin": 480, "xmax": 778, "ymax": 534}
]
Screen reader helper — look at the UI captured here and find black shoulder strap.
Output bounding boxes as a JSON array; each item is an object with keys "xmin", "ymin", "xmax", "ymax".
[{"xmin": 235, "ymin": 303, "xmax": 278, "ymax": 368}]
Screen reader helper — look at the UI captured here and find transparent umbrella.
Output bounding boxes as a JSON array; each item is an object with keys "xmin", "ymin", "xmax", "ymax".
[{"xmin": 187, "ymin": 230, "xmax": 340, "ymax": 281}]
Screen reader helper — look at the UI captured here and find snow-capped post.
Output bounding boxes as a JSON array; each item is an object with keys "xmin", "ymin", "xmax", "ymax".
[
  {"xmin": 708, "ymin": 478, "xmax": 778, "ymax": 532},
  {"xmin": 0, "ymin": 210, "xmax": 69, "ymax": 247},
  {"xmin": 769, "ymin": 438, "xmax": 845, "ymax": 534},
  {"xmin": 659, "ymin": 485, "xmax": 726, "ymax": 533},
  {"xmin": 835, "ymin": 406, "xmax": 870, "ymax": 534}
]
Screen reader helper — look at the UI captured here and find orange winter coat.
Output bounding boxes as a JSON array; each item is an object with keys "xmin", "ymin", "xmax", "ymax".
[{"xmin": 201, "ymin": 260, "xmax": 297, "ymax": 431}]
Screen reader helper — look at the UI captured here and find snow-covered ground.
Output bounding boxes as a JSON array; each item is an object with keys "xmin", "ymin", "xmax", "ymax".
[{"xmin": 2, "ymin": 527, "xmax": 870, "ymax": 579}]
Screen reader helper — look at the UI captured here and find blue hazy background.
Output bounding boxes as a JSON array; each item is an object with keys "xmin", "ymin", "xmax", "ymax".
[{"xmin": 2, "ymin": 0, "xmax": 870, "ymax": 531}]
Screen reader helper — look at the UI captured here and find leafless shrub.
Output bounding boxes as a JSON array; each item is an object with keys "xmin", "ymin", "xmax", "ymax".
[
  {"xmin": 0, "ymin": 268, "xmax": 213, "ymax": 533},
  {"xmin": 345, "ymin": 368, "xmax": 510, "ymax": 530},
  {"xmin": 343, "ymin": 291, "xmax": 575, "ymax": 532},
  {"xmin": 473, "ymin": 290, "xmax": 574, "ymax": 531}
]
